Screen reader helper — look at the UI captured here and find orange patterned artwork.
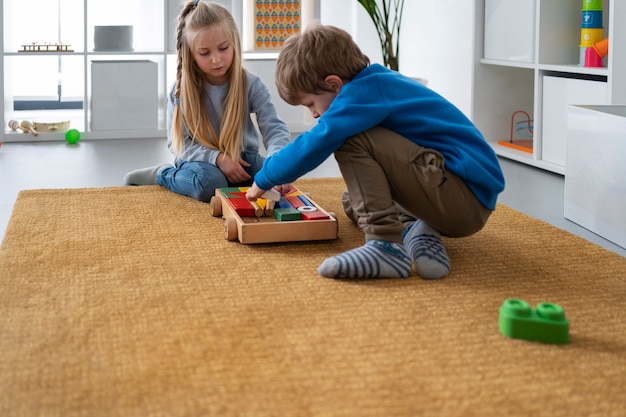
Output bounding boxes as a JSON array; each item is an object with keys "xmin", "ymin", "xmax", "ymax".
[{"xmin": 254, "ymin": 0, "xmax": 301, "ymax": 50}]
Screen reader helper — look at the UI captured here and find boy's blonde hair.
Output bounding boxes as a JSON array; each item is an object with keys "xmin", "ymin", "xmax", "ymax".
[
  {"xmin": 170, "ymin": 1, "xmax": 247, "ymax": 161},
  {"xmin": 275, "ymin": 24, "xmax": 370, "ymax": 105}
]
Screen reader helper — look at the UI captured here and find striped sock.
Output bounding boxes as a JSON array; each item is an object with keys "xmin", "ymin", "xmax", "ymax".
[
  {"xmin": 317, "ymin": 240, "xmax": 412, "ymax": 279},
  {"xmin": 402, "ymin": 220, "xmax": 450, "ymax": 279}
]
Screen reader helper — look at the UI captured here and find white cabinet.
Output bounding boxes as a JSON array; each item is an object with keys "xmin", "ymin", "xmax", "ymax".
[
  {"xmin": 542, "ymin": 76, "xmax": 608, "ymax": 166},
  {"xmin": 91, "ymin": 61, "xmax": 158, "ymax": 131},
  {"xmin": 565, "ymin": 105, "xmax": 626, "ymax": 249},
  {"xmin": 0, "ymin": 0, "xmax": 175, "ymax": 142},
  {"xmin": 473, "ymin": 0, "xmax": 626, "ymax": 174}
]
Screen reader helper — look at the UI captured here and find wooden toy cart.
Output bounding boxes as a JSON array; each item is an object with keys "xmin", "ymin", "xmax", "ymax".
[{"xmin": 209, "ymin": 186, "xmax": 338, "ymax": 244}]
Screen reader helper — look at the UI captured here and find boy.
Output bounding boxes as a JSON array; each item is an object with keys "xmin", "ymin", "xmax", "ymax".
[{"xmin": 246, "ymin": 24, "xmax": 505, "ymax": 279}]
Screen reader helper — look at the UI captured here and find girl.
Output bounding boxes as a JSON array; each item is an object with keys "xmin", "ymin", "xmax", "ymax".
[{"xmin": 124, "ymin": 1, "xmax": 291, "ymax": 202}]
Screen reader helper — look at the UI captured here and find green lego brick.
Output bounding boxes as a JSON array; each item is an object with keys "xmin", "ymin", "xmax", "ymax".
[
  {"xmin": 499, "ymin": 298, "xmax": 569, "ymax": 344},
  {"xmin": 274, "ymin": 208, "xmax": 302, "ymax": 221}
]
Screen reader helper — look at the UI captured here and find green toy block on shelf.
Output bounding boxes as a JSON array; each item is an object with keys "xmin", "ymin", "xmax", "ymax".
[{"xmin": 499, "ymin": 298, "xmax": 569, "ymax": 344}]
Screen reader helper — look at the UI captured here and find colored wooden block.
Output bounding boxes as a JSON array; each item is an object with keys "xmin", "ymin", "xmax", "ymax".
[
  {"xmin": 277, "ymin": 196, "xmax": 293, "ymax": 209},
  {"xmin": 274, "ymin": 208, "xmax": 302, "ymax": 221},
  {"xmin": 264, "ymin": 200, "xmax": 275, "ymax": 216},
  {"xmin": 301, "ymin": 210, "xmax": 330, "ymax": 220},
  {"xmin": 297, "ymin": 195, "xmax": 313, "ymax": 206},
  {"xmin": 256, "ymin": 198, "xmax": 267, "ymax": 210},
  {"xmin": 249, "ymin": 200, "xmax": 264, "ymax": 217},
  {"xmin": 222, "ymin": 187, "xmax": 243, "ymax": 193},
  {"xmin": 226, "ymin": 192, "xmax": 256, "ymax": 217},
  {"xmin": 286, "ymin": 195, "xmax": 305, "ymax": 208},
  {"xmin": 261, "ymin": 189, "xmax": 281, "ymax": 202}
]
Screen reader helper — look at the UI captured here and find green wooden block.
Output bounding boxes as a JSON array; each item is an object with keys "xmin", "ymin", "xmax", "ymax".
[
  {"xmin": 274, "ymin": 208, "xmax": 302, "ymax": 221},
  {"xmin": 499, "ymin": 298, "xmax": 569, "ymax": 344}
]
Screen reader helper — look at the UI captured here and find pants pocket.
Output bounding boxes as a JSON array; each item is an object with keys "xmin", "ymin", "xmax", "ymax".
[{"xmin": 412, "ymin": 149, "xmax": 446, "ymax": 187}]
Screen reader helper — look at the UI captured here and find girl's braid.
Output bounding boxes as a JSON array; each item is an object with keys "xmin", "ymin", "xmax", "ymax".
[{"xmin": 174, "ymin": 1, "xmax": 195, "ymax": 101}]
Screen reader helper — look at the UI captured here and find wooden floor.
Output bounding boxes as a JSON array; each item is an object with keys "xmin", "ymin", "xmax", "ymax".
[{"xmin": 1, "ymin": 137, "xmax": 624, "ymax": 258}]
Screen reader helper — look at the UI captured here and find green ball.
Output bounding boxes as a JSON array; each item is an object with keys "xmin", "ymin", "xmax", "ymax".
[{"xmin": 65, "ymin": 129, "xmax": 80, "ymax": 144}]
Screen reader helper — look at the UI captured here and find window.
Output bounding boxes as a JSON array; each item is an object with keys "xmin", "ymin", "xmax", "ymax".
[{"xmin": 8, "ymin": 0, "xmax": 83, "ymax": 110}]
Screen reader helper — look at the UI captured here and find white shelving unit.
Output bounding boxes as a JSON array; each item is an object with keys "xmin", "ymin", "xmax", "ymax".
[
  {"xmin": 1, "ymin": 0, "xmax": 177, "ymax": 142},
  {"xmin": 472, "ymin": 0, "xmax": 625, "ymax": 175}
]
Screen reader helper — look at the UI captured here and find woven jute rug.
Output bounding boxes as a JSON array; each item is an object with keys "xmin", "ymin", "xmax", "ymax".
[{"xmin": 1, "ymin": 178, "xmax": 625, "ymax": 417}]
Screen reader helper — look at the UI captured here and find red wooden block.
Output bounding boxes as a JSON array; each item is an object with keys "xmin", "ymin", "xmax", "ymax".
[
  {"xmin": 226, "ymin": 192, "xmax": 256, "ymax": 217},
  {"xmin": 301, "ymin": 210, "xmax": 330, "ymax": 220},
  {"xmin": 286, "ymin": 195, "xmax": 305, "ymax": 208}
]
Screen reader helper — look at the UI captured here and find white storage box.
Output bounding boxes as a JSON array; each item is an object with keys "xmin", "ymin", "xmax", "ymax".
[
  {"xmin": 565, "ymin": 105, "xmax": 626, "ymax": 249},
  {"xmin": 91, "ymin": 60, "xmax": 158, "ymax": 130},
  {"xmin": 484, "ymin": 0, "xmax": 535, "ymax": 62},
  {"xmin": 542, "ymin": 76, "xmax": 608, "ymax": 167}
]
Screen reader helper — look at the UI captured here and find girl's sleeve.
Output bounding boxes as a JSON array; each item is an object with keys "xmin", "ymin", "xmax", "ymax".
[{"xmin": 247, "ymin": 76, "xmax": 291, "ymax": 156}]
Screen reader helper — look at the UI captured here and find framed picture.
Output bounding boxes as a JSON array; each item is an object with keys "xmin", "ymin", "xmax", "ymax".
[{"xmin": 243, "ymin": 0, "xmax": 315, "ymax": 51}]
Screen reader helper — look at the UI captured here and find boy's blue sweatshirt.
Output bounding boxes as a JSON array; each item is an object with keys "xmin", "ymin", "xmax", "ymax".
[{"xmin": 254, "ymin": 64, "xmax": 505, "ymax": 210}]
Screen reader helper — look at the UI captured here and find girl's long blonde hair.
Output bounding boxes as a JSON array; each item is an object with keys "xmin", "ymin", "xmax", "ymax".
[{"xmin": 170, "ymin": 1, "xmax": 247, "ymax": 161}]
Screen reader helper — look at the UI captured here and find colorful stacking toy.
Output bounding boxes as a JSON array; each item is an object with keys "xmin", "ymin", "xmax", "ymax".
[{"xmin": 580, "ymin": 0, "xmax": 605, "ymax": 67}]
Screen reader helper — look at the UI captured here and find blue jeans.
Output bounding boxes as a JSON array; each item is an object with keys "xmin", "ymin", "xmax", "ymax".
[{"xmin": 156, "ymin": 150, "xmax": 266, "ymax": 202}]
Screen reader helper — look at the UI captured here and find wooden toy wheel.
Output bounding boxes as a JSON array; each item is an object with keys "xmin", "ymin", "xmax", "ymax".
[
  {"xmin": 223, "ymin": 217, "xmax": 238, "ymax": 241},
  {"xmin": 210, "ymin": 196, "xmax": 222, "ymax": 217}
]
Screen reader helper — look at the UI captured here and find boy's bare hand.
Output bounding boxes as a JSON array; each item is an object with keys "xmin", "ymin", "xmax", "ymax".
[
  {"xmin": 274, "ymin": 184, "xmax": 292, "ymax": 195},
  {"xmin": 217, "ymin": 153, "xmax": 251, "ymax": 184},
  {"xmin": 246, "ymin": 183, "xmax": 290, "ymax": 201},
  {"xmin": 245, "ymin": 183, "xmax": 266, "ymax": 201}
]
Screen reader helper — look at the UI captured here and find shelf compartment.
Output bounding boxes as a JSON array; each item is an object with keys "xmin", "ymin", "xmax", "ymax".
[{"xmin": 484, "ymin": 0, "xmax": 535, "ymax": 63}]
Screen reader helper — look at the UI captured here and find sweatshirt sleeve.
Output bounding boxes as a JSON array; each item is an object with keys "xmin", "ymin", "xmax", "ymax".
[
  {"xmin": 253, "ymin": 83, "xmax": 391, "ymax": 190},
  {"xmin": 247, "ymin": 74, "xmax": 291, "ymax": 157}
]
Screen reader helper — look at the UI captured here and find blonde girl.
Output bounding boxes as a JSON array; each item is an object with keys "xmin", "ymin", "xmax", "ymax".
[{"xmin": 124, "ymin": 1, "xmax": 291, "ymax": 201}]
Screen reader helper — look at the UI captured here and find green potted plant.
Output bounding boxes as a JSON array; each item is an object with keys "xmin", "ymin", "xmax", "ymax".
[{"xmin": 357, "ymin": 0, "xmax": 405, "ymax": 71}]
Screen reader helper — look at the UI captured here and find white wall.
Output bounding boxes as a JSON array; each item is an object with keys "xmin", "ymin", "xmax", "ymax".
[
  {"xmin": 321, "ymin": 0, "xmax": 474, "ymax": 117},
  {"xmin": 400, "ymin": 0, "xmax": 474, "ymax": 116},
  {"xmin": 242, "ymin": 0, "xmax": 475, "ymax": 129}
]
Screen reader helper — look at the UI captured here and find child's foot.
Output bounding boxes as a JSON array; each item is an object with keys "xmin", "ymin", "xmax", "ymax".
[
  {"xmin": 124, "ymin": 163, "xmax": 171, "ymax": 185},
  {"xmin": 317, "ymin": 240, "xmax": 412, "ymax": 279},
  {"xmin": 403, "ymin": 220, "xmax": 450, "ymax": 279}
]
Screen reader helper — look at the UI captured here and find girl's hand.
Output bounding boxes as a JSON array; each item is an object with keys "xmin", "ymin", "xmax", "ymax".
[{"xmin": 216, "ymin": 153, "xmax": 252, "ymax": 184}]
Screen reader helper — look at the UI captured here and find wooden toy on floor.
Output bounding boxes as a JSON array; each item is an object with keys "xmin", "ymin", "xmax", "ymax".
[
  {"xmin": 210, "ymin": 185, "xmax": 337, "ymax": 244},
  {"xmin": 19, "ymin": 120, "xmax": 38, "ymax": 137}
]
